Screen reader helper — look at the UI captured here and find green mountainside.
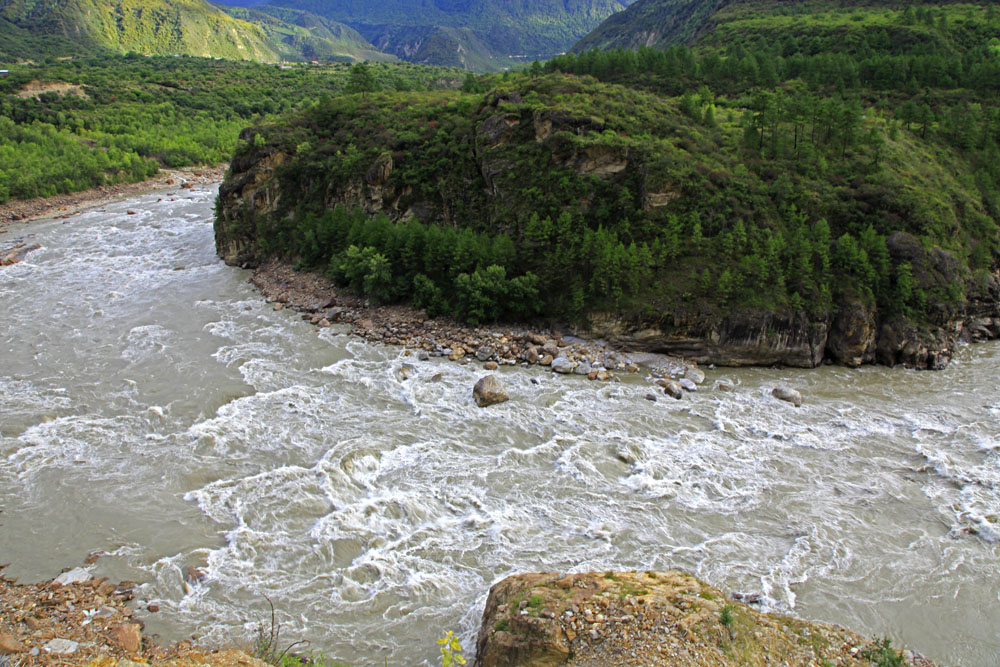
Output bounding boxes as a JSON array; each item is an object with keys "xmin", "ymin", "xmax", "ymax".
[
  {"xmin": 214, "ymin": 0, "xmax": 637, "ymax": 70},
  {"xmin": 0, "ymin": 55, "xmax": 465, "ymax": 201},
  {"xmin": 215, "ymin": 1, "xmax": 1000, "ymax": 368},
  {"xmin": 574, "ymin": 0, "xmax": 727, "ymax": 52},
  {"xmin": 0, "ymin": 0, "xmax": 393, "ymax": 62},
  {"xmin": 219, "ymin": 6, "xmax": 397, "ymax": 62}
]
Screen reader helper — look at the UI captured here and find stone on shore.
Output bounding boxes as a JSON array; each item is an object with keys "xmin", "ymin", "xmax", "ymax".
[
  {"xmin": 551, "ymin": 355, "xmax": 575, "ymax": 374},
  {"xmin": 474, "ymin": 375, "xmax": 509, "ymax": 407},
  {"xmin": 0, "ymin": 635, "xmax": 25, "ymax": 654},
  {"xmin": 54, "ymin": 568, "xmax": 91, "ymax": 585},
  {"xmin": 525, "ymin": 346, "xmax": 541, "ymax": 364},
  {"xmin": 476, "ymin": 345, "xmax": 495, "ymax": 362},
  {"xmin": 772, "ymin": 386, "xmax": 803, "ymax": 407},
  {"xmin": 112, "ymin": 623, "xmax": 143, "ymax": 653},
  {"xmin": 44, "ymin": 638, "xmax": 79, "ymax": 655}
]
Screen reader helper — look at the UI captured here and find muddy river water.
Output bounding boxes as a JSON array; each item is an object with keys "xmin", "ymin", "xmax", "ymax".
[{"xmin": 1, "ymin": 185, "xmax": 998, "ymax": 665}]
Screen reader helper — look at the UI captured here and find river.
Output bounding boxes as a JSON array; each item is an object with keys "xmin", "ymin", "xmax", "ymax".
[{"xmin": 0, "ymin": 185, "xmax": 997, "ymax": 665}]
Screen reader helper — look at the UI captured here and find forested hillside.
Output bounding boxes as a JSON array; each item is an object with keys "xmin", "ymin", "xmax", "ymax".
[
  {"xmin": 0, "ymin": 56, "xmax": 463, "ymax": 202},
  {"xmin": 0, "ymin": 0, "xmax": 393, "ymax": 62},
  {"xmin": 215, "ymin": 1, "xmax": 1000, "ymax": 368},
  {"xmin": 211, "ymin": 0, "xmax": 637, "ymax": 70}
]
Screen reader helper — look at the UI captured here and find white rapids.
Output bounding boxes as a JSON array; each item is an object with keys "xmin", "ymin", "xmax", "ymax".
[{"xmin": 0, "ymin": 185, "xmax": 998, "ymax": 665}]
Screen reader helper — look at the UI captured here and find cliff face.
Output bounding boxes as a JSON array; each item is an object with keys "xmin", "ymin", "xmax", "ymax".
[
  {"xmin": 215, "ymin": 75, "xmax": 1000, "ymax": 369},
  {"xmin": 473, "ymin": 571, "xmax": 933, "ymax": 666}
]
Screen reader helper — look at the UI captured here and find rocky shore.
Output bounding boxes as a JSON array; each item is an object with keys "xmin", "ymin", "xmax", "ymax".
[
  {"xmin": 0, "ymin": 565, "xmax": 265, "ymax": 667},
  {"xmin": 251, "ymin": 260, "xmax": 693, "ymax": 381},
  {"xmin": 0, "ymin": 166, "xmax": 227, "ymax": 233}
]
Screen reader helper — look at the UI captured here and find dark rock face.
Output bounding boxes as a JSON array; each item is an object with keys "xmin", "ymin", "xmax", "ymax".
[
  {"xmin": 585, "ymin": 308, "xmax": 828, "ymax": 368},
  {"xmin": 826, "ymin": 297, "xmax": 876, "ymax": 367}
]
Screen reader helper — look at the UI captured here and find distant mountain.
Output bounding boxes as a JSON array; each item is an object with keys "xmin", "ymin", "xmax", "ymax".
[
  {"xmin": 0, "ymin": 0, "xmax": 393, "ymax": 62},
  {"xmin": 220, "ymin": 5, "xmax": 397, "ymax": 62},
  {"xmin": 213, "ymin": 0, "xmax": 639, "ymax": 69},
  {"xmin": 573, "ymin": 0, "xmax": 728, "ymax": 52}
]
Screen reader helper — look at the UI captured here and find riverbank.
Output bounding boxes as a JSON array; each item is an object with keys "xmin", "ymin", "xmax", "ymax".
[
  {"xmin": 0, "ymin": 166, "xmax": 227, "ymax": 233},
  {"xmin": 251, "ymin": 260, "xmax": 696, "ymax": 383}
]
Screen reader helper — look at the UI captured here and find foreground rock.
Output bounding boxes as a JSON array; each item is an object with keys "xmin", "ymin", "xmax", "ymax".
[
  {"xmin": 474, "ymin": 571, "xmax": 933, "ymax": 666},
  {"xmin": 0, "ymin": 241, "xmax": 41, "ymax": 266},
  {"xmin": 474, "ymin": 375, "xmax": 509, "ymax": 407}
]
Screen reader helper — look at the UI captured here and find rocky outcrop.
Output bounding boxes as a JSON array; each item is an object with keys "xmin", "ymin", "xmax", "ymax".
[{"xmin": 474, "ymin": 571, "xmax": 932, "ymax": 666}]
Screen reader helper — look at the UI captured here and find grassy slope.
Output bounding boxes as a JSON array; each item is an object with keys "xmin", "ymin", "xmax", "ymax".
[
  {"xmin": 0, "ymin": 0, "xmax": 396, "ymax": 62},
  {"xmin": 220, "ymin": 6, "xmax": 397, "ymax": 63}
]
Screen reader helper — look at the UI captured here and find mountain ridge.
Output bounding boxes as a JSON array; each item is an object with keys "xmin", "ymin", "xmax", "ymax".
[
  {"xmin": 212, "ymin": 0, "xmax": 639, "ymax": 69},
  {"xmin": 0, "ymin": 0, "xmax": 394, "ymax": 62}
]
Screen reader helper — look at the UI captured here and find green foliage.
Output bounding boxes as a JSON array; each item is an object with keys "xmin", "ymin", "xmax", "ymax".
[
  {"xmin": 220, "ymin": 0, "xmax": 1000, "ymax": 330},
  {"xmin": 720, "ymin": 604, "xmax": 735, "ymax": 627},
  {"xmin": 236, "ymin": 0, "xmax": 630, "ymax": 71},
  {"xmin": 437, "ymin": 631, "xmax": 466, "ymax": 667},
  {"xmin": 0, "ymin": 55, "xmax": 464, "ymax": 203},
  {"xmin": 861, "ymin": 637, "xmax": 905, "ymax": 667},
  {"xmin": 346, "ymin": 63, "xmax": 380, "ymax": 96}
]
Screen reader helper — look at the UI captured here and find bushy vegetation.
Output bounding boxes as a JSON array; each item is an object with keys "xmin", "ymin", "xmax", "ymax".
[
  {"xmin": 0, "ymin": 55, "xmax": 464, "ymax": 201},
  {"xmin": 226, "ymin": 53, "xmax": 995, "ymax": 325}
]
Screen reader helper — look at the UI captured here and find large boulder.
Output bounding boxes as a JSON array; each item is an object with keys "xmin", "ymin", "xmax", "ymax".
[
  {"xmin": 473, "ymin": 570, "xmax": 900, "ymax": 667},
  {"xmin": 473, "ymin": 375, "xmax": 509, "ymax": 407}
]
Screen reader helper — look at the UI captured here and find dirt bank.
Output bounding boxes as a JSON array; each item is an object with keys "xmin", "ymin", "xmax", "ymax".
[{"xmin": 0, "ymin": 166, "xmax": 227, "ymax": 233}]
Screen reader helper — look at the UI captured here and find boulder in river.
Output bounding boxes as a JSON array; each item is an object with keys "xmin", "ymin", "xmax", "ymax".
[
  {"xmin": 679, "ymin": 378, "xmax": 698, "ymax": 392},
  {"xmin": 685, "ymin": 366, "xmax": 706, "ymax": 384},
  {"xmin": 659, "ymin": 379, "xmax": 683, "ymax": 399},
  {"xmin": 772, "ymin": 386, "xmax": 803, "ymax": 407},
  {"xmin": 473, "ymin": 375, "xmax": 509, "ymax": 407}
]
